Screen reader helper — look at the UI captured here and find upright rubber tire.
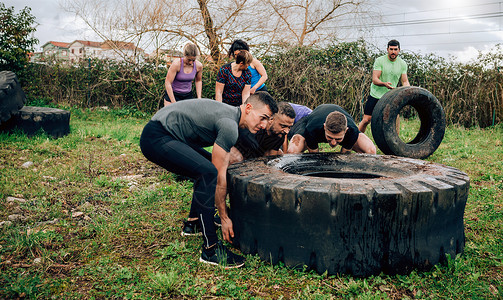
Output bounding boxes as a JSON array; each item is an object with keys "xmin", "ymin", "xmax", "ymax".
[
  {"xmin": 0, "ymin": 71, "xmax": 26, "ymax": 124},
  {"xmin": 371, "ymin": 86, "xmax": 446, "ymax": 159},
  {"xmin": 1, "ymin": 106, "xmax": 71, "ymax": 138},
  {"xmin": 228, "ymin": 153, "xmax": 469, "ymax": 277}
]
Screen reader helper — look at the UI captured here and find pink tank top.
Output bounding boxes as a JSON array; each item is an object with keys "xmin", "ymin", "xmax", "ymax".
[{"xmin": 171, "ymin": 57, "xmax": 197, "ymax": 94}]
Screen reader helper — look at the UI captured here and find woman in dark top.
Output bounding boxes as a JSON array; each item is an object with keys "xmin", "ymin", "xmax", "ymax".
[
  {"xmin": 228, "ymin": 39, "xmax": 269, "ymax": 94},
  {"xmin": 215, "ymin": 50, "xmax": 253, "ymax": 106}
]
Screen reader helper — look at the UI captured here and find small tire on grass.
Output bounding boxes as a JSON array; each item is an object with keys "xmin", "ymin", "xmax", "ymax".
[
  {"xmin": 0, "ymin": 71, "xmax": 26, "ymax": 124},
  {"xmin": 228, "ymin": 153, "xmax": 469, "ymax": 277},
  {"xmin": 1, "ymin": 106, "xmax": 71, "ymax": 138},
  {"xmin": 371, "ymin": 86, "xmax": 446, "ymax": 159}
]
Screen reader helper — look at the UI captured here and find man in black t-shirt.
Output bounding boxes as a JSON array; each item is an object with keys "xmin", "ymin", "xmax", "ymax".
[
  {"xmin": 230, "ymin": 102, "xmax": 295, "ymax": 163},
  {"xmin": 287, "ymin": 104, "xmax": 376, "ymax": 154}
]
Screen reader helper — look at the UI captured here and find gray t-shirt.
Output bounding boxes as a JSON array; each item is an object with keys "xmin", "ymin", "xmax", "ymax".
[{"xmin": 151, "ymin": 99, "xmax": 241, "ymax": 152}]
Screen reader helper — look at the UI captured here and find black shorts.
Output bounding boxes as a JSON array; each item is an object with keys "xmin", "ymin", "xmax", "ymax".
[
  {"xmin": 363, "ymin": 95, "xmax": 379, "ymax": 116},
  {"xmin": 163, "ymin": 90, "xmax": 194, "ymax": 103}
]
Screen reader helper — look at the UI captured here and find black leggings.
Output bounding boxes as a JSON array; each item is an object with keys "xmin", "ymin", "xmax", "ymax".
[{"xmin": 140, "ymin": 120, "xmax": 217, "ymax": 247}]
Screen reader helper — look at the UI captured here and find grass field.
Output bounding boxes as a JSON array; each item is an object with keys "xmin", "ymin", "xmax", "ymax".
[{"xmin": 0, "ymin": 107, "xmax": 502, "ymax": 299}]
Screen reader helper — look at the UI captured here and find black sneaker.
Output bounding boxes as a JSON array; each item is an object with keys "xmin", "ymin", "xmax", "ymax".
[
  {"xmin": 181, "ymin": 219, "xmax": 202, "ymax": 236},
  {"xmin": 200, "ymin": 241, "xmax": 245, "ymax": 269}
]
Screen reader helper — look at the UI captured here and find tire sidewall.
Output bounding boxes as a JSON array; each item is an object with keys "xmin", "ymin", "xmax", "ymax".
[
  {"xmin": 371, "ymin": 86, "xmax": 446, "ymax": 159},
  {"xmin": 0, "ymin": 71, "xmax": 26, "ymax": 124},
  {"xmin": 228, "ymin": 153, "xmax": 469, "ymax": 276}
]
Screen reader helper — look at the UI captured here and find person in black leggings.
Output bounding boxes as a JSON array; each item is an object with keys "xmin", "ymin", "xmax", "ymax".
[{"xmin": 140, "ymin": 92, "xmax": 277, "ymax": 268}]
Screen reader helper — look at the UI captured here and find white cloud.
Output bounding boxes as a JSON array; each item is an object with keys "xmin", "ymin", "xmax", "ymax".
[
  {"xmin": 3, "ymin": 0, "xmax": 99, "ymax": 51},
  {"xmin": 365, "ymin": 0, "xmax": 503, "ymax": 62},
  {"xmin": 451, "ymin": 46, "xmax": 481, "ymax": 63}
]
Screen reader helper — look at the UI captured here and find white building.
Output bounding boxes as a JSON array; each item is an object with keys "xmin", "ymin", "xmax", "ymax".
[
  {"xmin": 67, "ymin": 40, "xmax": 103, "ymax": 62},
  {"xmin": 34, "ymin": 40, "xmax": 146, "ymax": 64},
  {"xmin": 98, "ymin": 40, "xmax": 146, "ymax": 63}
]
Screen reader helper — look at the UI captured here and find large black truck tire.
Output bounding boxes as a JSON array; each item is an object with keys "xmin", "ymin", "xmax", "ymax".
[
  {"xmin": 0, "ymin": 71, "xmax": 26, "ymax": 124},
  {"xmin": 371, "ymin": 86, "xmax": 446, "ymax": 159},
  {"xmin": 1, "ymin": 106, "xmax": 71, "ymax": 138},
  {"xmin": 227, "ymin": 153, "xmax": 469, "ymax": 277}
]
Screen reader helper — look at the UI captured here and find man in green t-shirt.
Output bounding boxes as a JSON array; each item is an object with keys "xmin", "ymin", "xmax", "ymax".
[{"xmin": 358, "ymin": 39, "xmax": 410, "ymax": 133}]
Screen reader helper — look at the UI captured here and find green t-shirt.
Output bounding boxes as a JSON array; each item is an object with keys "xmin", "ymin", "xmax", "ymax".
[{"xmin": 370, "ymin": 55, "xmax": 408, "ymax": 99}]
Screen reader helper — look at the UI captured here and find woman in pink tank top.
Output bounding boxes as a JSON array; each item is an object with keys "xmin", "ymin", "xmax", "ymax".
[{"xmin": 164, "ymin": 43, "xmax": 204, "ymax": 106}]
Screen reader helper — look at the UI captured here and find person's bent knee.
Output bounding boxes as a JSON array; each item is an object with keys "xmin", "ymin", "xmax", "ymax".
[
  {"xmin": 197, "ymin": 163, "xmax": 218, "ymax": 178},
  {"xmin": 360, "ymin": 141, "xmax": 377, "ymax": 155},
  {"xmin": 362, "ymin": 114, "xmax": 372, "ymax": 124}
]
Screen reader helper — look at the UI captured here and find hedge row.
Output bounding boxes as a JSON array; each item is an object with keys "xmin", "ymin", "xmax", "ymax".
[{"xmin": 19, "ymin": 41, "xmax": 502, "ymax": 127}]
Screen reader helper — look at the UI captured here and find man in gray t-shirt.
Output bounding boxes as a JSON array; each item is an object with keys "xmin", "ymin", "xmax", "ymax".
[
  {"xmin": 152, "ymin": 99, "xmax": 241, "ymax": 152},
  {"xmin": 140, "ymin": 92, "xmax": 277, "ymax": 268}
]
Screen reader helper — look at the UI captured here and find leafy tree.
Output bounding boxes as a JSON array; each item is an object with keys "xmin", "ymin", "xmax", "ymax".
[{"xmin": 0, "ymin": 3, "xmax": 38, "ymax": 73}]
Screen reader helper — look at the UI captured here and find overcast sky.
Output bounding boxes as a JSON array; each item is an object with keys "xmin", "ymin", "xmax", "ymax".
[
  {"xmin": 365, "ymin": 0, "xmax": 503, "ymax": 62},
  {"xmin": 4, "ymin": 0, "xmax": 502, "ymax": 63}
]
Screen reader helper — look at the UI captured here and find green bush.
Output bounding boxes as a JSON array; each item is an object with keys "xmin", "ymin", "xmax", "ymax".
[
  {"xmin": 402, "ymin": 50, "xmax": 503, "ymax": 128},
  {"xmin": 19, "ymin": 41, "xmax": 502, "ymax": 127},
  {"xmin": 262, "ymin": 40, "xmax": 373, "ymax": 119}
]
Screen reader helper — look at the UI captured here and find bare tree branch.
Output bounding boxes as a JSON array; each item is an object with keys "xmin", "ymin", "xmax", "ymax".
[
  {"xmin": 62, "ymin": 0, "xmax": 373, "ymax": 60},
  {"xmin": 260, "ymin": 0, "xmax": 368, "ymax": 46}
]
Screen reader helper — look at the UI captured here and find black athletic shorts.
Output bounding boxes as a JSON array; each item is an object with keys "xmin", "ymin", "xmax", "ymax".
[
  {"xmin": 163, "ymin": 90, "xmax": 194, "ymax": 103},
  {"xmin": 363, "ymin": 95, "xmax": 379, "ymax": 116}
]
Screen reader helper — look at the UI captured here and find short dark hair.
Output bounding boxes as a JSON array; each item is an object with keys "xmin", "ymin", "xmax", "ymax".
[
  {"xmin": 325, "ymin": 111, "xmax": 347, "ymax": 133},
  {"xmin": 387, "ymin": 39, "xmax": 400, "ymax": 49},
  {"xmin": 245, "ymin": 91, "xmax": 278, "ymax": 115},
  {"xmin": 228, "ymin": 39, "xmax": 250, "ymax": 57},
  {"xmin": 277, "ymin": 102, "xmax": 296, "ymax": 119}
]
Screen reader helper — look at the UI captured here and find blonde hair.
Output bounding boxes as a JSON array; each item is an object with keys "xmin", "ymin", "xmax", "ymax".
[
  {"xmin": 235, "ymin": 50, "xmax": 253, "ymax": 65},
  {"xmin": 183, "ymin": 43, "xmax": 199, "ymax": 57}
]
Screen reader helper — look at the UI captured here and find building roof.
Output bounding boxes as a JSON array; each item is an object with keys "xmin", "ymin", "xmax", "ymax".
[
  {"xmin": 40, "ymin": 39, "xmax": 146, "ymax": 55},
  {"xmin": 68, "ymin": 40, "xmax": 103, "ymax": 48},
  {"xmin": 101, "ymin": 40, "xmax": 144, "ymax": 52},
  {"xmin": 42, "ymin": 41, "xmax": 70, "ymax": 49}
]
